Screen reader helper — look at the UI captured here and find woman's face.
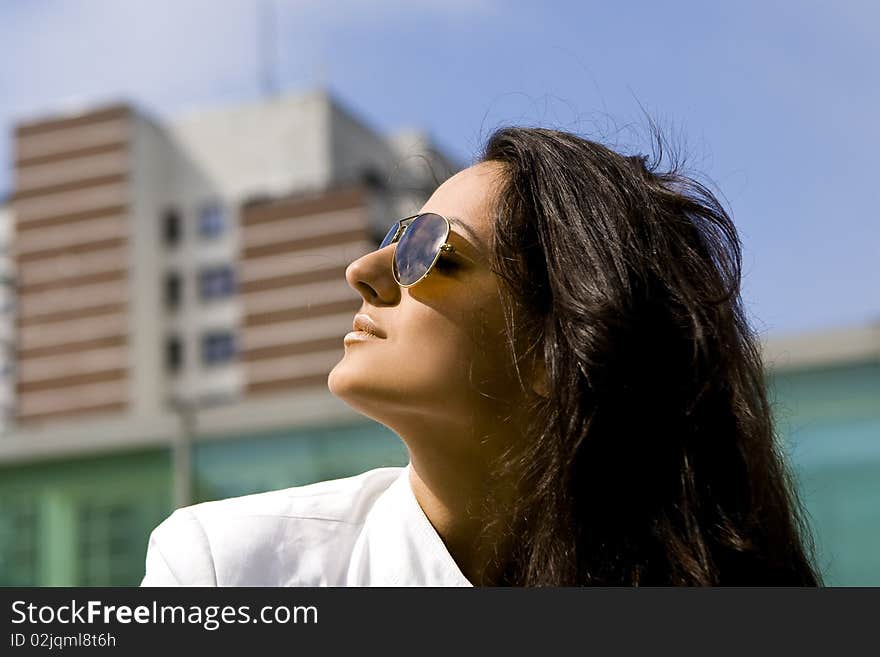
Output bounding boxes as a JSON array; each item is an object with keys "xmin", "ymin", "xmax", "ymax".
[{"xmin": 328, "ymin": 161, "xmax": 521, "ymax": 453}]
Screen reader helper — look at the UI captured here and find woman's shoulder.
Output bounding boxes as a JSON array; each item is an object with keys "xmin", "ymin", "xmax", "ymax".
[
  {"xmin": 187, "ymin": 465, "xmax": 404, "ymax": 523},
  {"xmin": 140, "ymin": 465, "xmax": 405, "ymax": 586}
]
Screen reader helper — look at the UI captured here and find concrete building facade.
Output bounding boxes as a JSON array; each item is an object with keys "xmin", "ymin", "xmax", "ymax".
[
  {"xmin": 6, "ymin": 90, "xmax": 456, "ymax": 430},
  {"xmin": 0, "ymin": 202, "xmax": 14, "ymax": 433}
]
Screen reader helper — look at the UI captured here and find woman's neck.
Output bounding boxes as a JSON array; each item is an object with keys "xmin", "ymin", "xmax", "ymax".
[{"xmin": 407, "ymin": 452, "xmax": 513, "ymax": 586}]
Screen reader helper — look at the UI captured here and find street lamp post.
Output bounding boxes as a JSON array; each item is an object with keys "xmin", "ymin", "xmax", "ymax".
[{"xmin": 169, "ymin": 397, "xmax": 197, "ymax": 509}]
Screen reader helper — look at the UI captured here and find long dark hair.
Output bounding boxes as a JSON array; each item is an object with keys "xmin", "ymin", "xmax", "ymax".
[{"xmin": 475, "ymin": 126, "xmax": 822, "ymax": 585}]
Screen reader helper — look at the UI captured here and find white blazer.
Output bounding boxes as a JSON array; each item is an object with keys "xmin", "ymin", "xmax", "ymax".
[{"xmin": 140, "ymin": 463, "xmax": 473, "ymax": 587}]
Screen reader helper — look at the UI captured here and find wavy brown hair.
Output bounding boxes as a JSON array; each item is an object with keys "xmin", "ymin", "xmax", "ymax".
[{"xmin": 475, "ymin": 126, "xmax": 822, "ymax": 586}]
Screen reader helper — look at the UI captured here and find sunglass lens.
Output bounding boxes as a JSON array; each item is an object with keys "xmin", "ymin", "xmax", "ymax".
[
  {"xmin": 379, "ymin": 222, "xmax": 399, "ymax": 249},
  {"xmin": 395, "ymin": 213, "xmax": 448, "ymax": 286}
]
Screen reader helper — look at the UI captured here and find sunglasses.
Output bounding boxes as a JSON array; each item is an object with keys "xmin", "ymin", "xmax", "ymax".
[{"xmin": 378, "ymin": 212, "xmax": 464, "ymax": 287}]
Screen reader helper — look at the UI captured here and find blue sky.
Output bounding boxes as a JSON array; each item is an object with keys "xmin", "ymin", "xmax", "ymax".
[{"xmin": 1, "ymin": 0, "xmax": 877, "ymax": 336}]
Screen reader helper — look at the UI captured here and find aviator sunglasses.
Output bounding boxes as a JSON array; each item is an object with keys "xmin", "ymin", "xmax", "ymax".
[{"xmin": 378, "ymin": 212, "xmax": 467, "ymax": 287}]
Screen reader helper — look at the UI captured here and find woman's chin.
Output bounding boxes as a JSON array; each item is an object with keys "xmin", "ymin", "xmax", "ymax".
[
  {"xmin": 326, "ymin": 363, "xmax": 351, "ymax": 399},
  {"xmin": 328, "ymin": 366, "xmax": 413, "ymax": 423},
  {"xmin": 328, "ymin": 365, "xmax": 381, "ymax": 409}
]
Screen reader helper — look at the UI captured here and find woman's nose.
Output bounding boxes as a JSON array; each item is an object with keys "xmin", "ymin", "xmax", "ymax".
[{"xmin": 345, "ymin": 245, "xmax": 400, "ymax": 304}]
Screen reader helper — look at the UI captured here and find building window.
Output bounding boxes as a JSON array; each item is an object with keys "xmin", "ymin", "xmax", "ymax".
[
  {"xmin": 163, "ymin": 208, "xmax": 182, "ymax": 246},
  {"xmin": 165, "ymin": 272, "xmax": 182, "ymax": 309},
  {"xmin": 198, "ymin": 201, "xmax": 225, "ymax": 238},
  {"xmin": 166, "ymin": 335, "xmax": 183, "ymax": 372},
  {"xmin": 75, "ymin": 499, "xmax": 144, "ymax": 586},
  {"xmin": 198, "ymin": 265, "xmax": 235, "ymax": 301},
  {"xmin": 201, "ymin": 331, "xmax": 236, "ymax": 366},
  {"xmin": 0, "ymin": 496, "xmax": 38, "ymax": 586}
]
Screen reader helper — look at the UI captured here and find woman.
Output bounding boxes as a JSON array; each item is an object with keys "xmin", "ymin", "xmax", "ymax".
[{"xmin": 141, "ymin": 126, "xmax": 822, "ymax": 587}]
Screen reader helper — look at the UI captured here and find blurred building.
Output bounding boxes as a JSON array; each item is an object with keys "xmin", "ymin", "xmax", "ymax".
[
  {"xmin": 8, "ymin": 92, "xmax": 450, "ymax": 425},
  {"xmin": 762, "ymin": 324, "xmax": 880, "ymax": 586},
  {"xmin": 0, "ymin": 201, "xmax": 14, "ymax": 433},
  {"xmin": 0, "ymin": 89, "xmax": 457, "ymax": 585}
]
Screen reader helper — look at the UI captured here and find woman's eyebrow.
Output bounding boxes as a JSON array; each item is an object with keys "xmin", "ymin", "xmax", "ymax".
[{"xmin": 447, "ymin": 216, "xmax": 486, "ymax": 256}]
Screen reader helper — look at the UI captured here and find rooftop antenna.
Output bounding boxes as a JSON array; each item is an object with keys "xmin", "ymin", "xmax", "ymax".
[
  {"xmin": 260, "ymin": 0, "xmax": 279, "ymax": 99},
  {"xmin": 315, "ymin": 58, "xmax": 327, "ymax": 92}
]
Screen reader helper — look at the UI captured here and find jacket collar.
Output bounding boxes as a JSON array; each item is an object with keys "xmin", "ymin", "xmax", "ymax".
[{"xmin": 346, "ymin": 462, "xmax": 474, "ymax": 587}]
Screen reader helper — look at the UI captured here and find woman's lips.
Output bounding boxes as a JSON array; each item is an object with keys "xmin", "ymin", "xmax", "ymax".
[
  {"xmin": 344, "ymin": 330, "xmax": 384, "ymax": 344},
  {"xmin": 352, "ymin": 313, "xmax": 386, "ymax": 338}
]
